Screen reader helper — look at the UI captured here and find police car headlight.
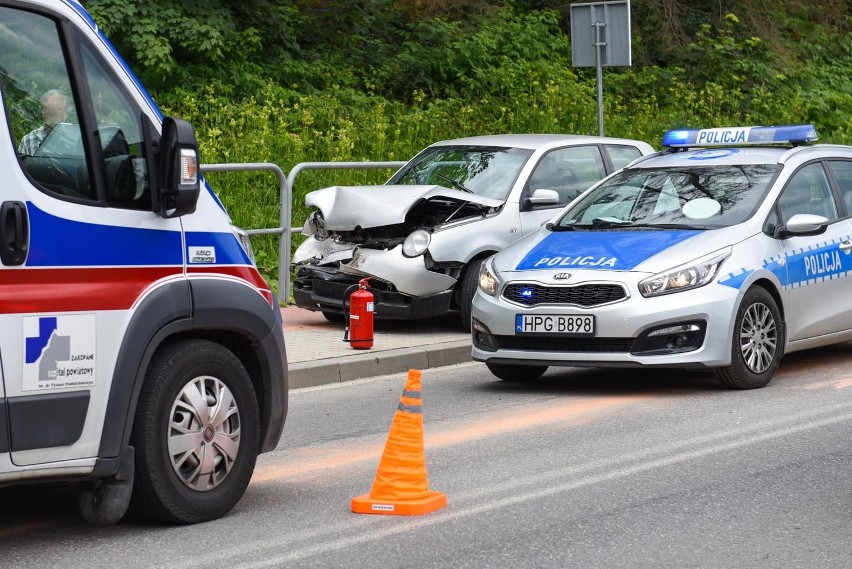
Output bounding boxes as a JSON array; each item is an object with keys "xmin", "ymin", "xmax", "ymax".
[
  {"xmin": 402, "ymin": 229, "xmax": 431, "ymax": 257},
  {"xmin": 479, "ymin": 261, "xmax": 499, "ymax": 296},
  {"xmin": 639, "ymin": 250, "xmax": 731, "ymax": 297}
]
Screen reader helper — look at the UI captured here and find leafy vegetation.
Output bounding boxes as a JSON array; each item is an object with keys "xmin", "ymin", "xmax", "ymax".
[{"xmin": 87, "ymin": 0, "xmax": 852, "ymax": 296}]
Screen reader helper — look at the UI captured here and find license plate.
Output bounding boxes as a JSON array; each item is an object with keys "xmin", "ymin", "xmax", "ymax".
[{"xmin": 515, "ymin": 314, "xmax": 595, "ymax": 335}]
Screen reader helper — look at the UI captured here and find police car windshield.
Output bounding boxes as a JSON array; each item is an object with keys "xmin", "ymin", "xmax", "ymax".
[
  {"xmin": 556, "ymin": 164, "xmax": 781, "ymax": 229},
  {"xmin": 388, "ymin": 145, "xmax": 534, "ymax": 201}
]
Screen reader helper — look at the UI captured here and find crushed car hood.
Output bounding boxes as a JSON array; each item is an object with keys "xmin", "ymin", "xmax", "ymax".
[{"xmin": 304, "ymin": 185, "xmax": 505, "ymax": 230}]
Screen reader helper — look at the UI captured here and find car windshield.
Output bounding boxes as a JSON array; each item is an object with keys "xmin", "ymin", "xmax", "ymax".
[
  {"xmin": 554, "ymin": 164, "xmax": 782, "ymax": 230},
  {"xmin": 388, "ymin": 145, "xmax": 534, "ymax": 201}
]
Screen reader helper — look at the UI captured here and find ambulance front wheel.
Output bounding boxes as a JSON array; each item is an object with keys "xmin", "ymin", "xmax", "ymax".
[{"xmin": 131, "ymin": 339, "xmax": 260, "ymax": 524}]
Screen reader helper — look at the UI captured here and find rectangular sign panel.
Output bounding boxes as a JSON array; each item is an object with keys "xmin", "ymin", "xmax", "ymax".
[{"xmin": 570, "ymin": 0, "xmax": 632, "ymax": 67}]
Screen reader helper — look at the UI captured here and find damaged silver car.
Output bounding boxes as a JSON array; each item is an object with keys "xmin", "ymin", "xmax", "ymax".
[{"xmin": 291, "ymin": 134, "xmax": 655, "ymax": 328}]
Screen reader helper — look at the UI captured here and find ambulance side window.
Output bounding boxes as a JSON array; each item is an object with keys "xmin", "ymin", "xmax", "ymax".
[
  {"xmin": 1, "ymin": 6, "xmax": 149, "ymax": 210},
  {"xmin": 0, "ymin": 7, "xmax": 93, "ymax": 200},
  {"xmin": 78, "ymin": 42, "xmax": 150, "ymax": 210}
]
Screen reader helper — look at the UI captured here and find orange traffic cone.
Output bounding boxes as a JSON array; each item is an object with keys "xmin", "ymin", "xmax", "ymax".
[{"xmin": 351, "ymin": 369, "xmax": 447, "ymax": 516}]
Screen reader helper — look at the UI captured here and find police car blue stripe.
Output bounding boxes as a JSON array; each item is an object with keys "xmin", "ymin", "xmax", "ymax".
[
  {"xmin": 718, "ymin": 237, "xmax": 852, "ymax": 290},
  {"xmin": 515, "ymin": 231, "xmax": 701, "ymax": 271},
  {"xmin": 27, "ymin": 203, "xmax": 182, "ymax": 267}
]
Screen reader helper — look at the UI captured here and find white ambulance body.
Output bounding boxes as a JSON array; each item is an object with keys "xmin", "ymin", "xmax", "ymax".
[{"xmin": 0, "ymin": 0, "xmax": 288, "ymax": 524}]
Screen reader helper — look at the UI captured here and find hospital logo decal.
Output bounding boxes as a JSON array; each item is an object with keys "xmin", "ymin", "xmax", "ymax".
[{"xmin": 23, "ymin": 315, "xmax": 96, "ymax": 391}]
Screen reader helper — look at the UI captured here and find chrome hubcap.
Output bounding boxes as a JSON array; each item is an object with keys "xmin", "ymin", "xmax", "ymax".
[
  {"xmin": 739, "ymin": 302, "xmax": 777, "ymax": 374},
  {"xmin": 168, "ymin": 376, "xmax": 241, "ymax": 491}
]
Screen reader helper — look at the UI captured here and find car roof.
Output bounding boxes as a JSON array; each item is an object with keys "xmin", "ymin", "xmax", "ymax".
[
  {"xmin": 632, "ymin": 144, "xmax": 852, "ymax": 169},
  {"xmin": 633, "ymin": 147, "xmax": 791, "ymax": 168},
  {"xmin": 430, "ymin": 133, "xmax": 650, "ymax": 150}
]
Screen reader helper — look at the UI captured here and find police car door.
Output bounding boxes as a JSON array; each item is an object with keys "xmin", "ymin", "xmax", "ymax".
[
  {"xmin": 0, "ymin": 6, "xmax": 185, "ymax": 467},
  {"xmin": 775, "ymin": 162, "xmax": 852, "ymax": 340}
]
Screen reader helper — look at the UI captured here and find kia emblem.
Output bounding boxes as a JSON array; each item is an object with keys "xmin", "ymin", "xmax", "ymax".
[{"xmin": 553, "ymin": 273, "xmax": 571, "ymax": 280}]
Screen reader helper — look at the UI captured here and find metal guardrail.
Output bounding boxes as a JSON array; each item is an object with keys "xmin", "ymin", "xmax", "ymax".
[{"xmin": 201, "ymin": 161, "xmax": 406, "ymax": 302}]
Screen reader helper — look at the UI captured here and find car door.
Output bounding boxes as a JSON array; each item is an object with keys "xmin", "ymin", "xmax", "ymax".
[
  {"xmin": 776, "ymin": 161, "xmax": 852, "ymax": 340},
  {"xmin": 0, "ymin": 5, "xmax": 184, "ymax": 468}
]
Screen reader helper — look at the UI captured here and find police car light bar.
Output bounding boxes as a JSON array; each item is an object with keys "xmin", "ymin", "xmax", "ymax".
[{"xmin": 662, "ymin": 124, "xmax": 818, "ymax": 148}]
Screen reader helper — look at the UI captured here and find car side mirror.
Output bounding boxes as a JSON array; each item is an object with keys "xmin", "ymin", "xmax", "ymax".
[
  {"xmin": 529, "ymin": 189, "xmax": 560, "ymax": 206},
  {"xmin": 774, "ymin": 213, "xmax": 828, "ymax": 239},
  {"xmin": 149, "ymin": 116, "xmax": 200, "ymax": 218}
]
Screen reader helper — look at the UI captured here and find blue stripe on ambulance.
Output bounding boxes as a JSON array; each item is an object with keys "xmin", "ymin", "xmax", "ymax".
[
  {"xmin": 185, "ymin": 232, "xmax": 252, "ymax": 265},
  {"xmin": 515, "ymin": 230, "xmax": 701, "ymax": 271},
  {"xmin": 27, "ymin": 203, "xmax": 182, "ymax": 266},
  {"xmin": 26, "ymin": 204, "xmax": 249, "ymax": 267}
]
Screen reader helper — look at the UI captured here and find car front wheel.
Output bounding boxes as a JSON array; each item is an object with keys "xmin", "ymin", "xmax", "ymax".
[
  {"xmin": 131, "ymin": 339, "xmax": 260, "ymax": 524},
  {"xmin": 715, "ymin": 286, "xmax": 783, "ymax": 389}
]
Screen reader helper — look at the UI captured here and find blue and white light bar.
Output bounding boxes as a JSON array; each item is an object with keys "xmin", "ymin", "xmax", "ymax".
[{"xmin": 662, "ymin": 124, "xmax": 818, "ymax": 148}]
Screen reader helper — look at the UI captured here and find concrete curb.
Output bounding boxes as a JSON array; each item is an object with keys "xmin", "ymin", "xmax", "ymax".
[{"xmin": 288, "ymin": 339, "xmax": 473, "ymax": 388}]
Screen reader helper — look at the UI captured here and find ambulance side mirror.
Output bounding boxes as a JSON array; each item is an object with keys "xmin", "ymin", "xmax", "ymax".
[{"xmin": 148, "ymin": 116, "xmax": 200, "ymax": 218}]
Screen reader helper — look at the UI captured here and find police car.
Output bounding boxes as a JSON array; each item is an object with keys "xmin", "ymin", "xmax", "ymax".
[
  {"xmin": 0, "ymin": 1, "xmax": 287, "ymax": 524},
  {"xmin": 471, "ymin": 124, "xmax": 852, "ymax": 389}
]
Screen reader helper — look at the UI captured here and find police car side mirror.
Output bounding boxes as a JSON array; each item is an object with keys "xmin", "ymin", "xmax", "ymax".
[
  {"xmin": 774, "ymin": 213, "xmax": 828, "ymax": 239},
  {"xmin": 155, "ymin": 117, "xmax": 200, "ymax": 218}
]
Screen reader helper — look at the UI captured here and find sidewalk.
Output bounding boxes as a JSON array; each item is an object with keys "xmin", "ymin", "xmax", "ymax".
[{"xmin": 281, "ymin": 306, "xmax": 472, "ymax": 389}]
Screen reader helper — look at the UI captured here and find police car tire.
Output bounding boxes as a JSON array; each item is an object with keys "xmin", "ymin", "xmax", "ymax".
[
  {"xmin": 486, "ymin": 362, "xmax": 548, "ymax": 382},
  {"xmin": 131, "ymin": 339, "xmax": 260, "ymax": 524},
  {"xmin": 715, "ymin": 287, "xmax": 783, "ymax": 390}
]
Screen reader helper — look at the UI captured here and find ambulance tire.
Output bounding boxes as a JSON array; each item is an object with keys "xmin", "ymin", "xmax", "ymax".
[
  {"xmin": 486, "ymin": 362, "xmax": 548, "ymax": 382},
  {"xmin": 131, "ymin": 339, "xmax": 260, "ymax": 524},
  {"xmin": 715, "ymin": 286, "xmax": 783, "ymax": 390}
]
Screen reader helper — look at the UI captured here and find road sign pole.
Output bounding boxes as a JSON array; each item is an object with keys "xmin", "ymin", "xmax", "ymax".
[{"xmin": 594, "ymin": 21, "xmax": 606, "ymax": 136}]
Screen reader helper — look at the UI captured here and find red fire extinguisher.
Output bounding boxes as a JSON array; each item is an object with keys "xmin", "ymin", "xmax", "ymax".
[{"xmin": 343, "ymin": 277, "xmax": 374, "ymax": 349}]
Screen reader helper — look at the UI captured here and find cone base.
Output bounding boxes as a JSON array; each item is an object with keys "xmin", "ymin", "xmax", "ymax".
[{"xmin": 351, "ymin": 491, "xmax": 447, "ymax": 516}]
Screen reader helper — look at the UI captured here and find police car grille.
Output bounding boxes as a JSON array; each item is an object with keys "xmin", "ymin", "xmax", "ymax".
[
  {"xmin": 494, "ymin": 336, "xmax": 634, "ymax": 353},
  {"xmin": 502, "ymin": 283, "xmax": 626, "ymax": 307}
]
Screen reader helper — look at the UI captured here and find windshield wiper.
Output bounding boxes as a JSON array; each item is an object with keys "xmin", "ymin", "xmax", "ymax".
[
  {"xmin": 546, "ymin": 222, "xmax": 575, "ymax": 231},
  {"xmin": 435, "ymin": 173, "xmax": 474, "ymax": 194}
]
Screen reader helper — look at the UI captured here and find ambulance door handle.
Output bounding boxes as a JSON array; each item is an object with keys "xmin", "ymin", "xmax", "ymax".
[{"xmin": 0, "ymin": 201, "xmax": 28, "ymax": 266}]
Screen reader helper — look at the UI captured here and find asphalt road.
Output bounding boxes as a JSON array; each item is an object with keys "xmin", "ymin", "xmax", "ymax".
[{"xmin": 2, "ymin": 346, "xmax": 852, "ymax": 568}]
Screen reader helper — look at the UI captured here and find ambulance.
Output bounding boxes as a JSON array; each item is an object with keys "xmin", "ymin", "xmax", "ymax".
[{"xmin": 0, "ymin": 1, "xmax": 288, "ymax": 524}]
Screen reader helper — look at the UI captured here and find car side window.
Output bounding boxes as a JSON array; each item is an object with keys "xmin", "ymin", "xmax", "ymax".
[
  {"xmin": 826, "ymin": 161, "xmax": 852, "ymax": 215},
  {"xmin": 605, "ymin": 144, "xmax": 644, "ymax": 170},
  {"xmin": 528, "ymin": 146, "xmax": 606, "ymax": 206},
  {"xmin": 0, "ymin": 7, "xmax": 93, "ymax": 200},
  {"xmin": 776, "ymin": 163, "xmax": 837, "ymax": 225}
]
